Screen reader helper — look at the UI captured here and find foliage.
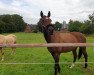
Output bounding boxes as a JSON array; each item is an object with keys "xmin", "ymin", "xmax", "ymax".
[
  {"xmin": 68, "ymin": 20, "xmax": 82, "ymax": 32},
  {"xmin": 54, "ymin": 21, "xmax": 62, "ymax": 31},
  {"xmin": 0, "ymin": 14, "xmax": 26, "ymax": 33},
  {"xmin": 68, "ymin": 12, "xmax": 94, "ymax": 34},
  {"xmin": 79, "ymin": 21, "xmax": 92, "ymax": 34}
]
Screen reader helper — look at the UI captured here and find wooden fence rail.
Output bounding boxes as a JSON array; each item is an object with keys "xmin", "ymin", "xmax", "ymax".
[
  {"xmin": 0, "ymin": 43, "xmax": 94, "ymax": 65},
  {"xmin": 0, "ymin": 43, "xmax": 94, "ymax": 48}
]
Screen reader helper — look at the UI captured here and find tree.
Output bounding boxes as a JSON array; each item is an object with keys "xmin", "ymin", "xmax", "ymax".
[
  {"xmin": 88, "ymin": 13, "xmax": 94, "ymax": 32},
  {"xmin": 54, "ymin": 21, "xmax": 62, "ymax": 31},
  {"xmin": 80, "ymin": 12, "xmax": 94, "ymax": 34},
  {"xmin": 0, "ymin": 20, "xmax": 6, "ymax": 33},
  {"xmin": 68, "ymin": 20, "xmax": 82, "ymax": 32},
  {"xmin": 12, "ymin": 14, "xmax": 26, "ymax": 32},
  {"xmin": 0, "ymin": 14, "xmax": 26, "ymax": 33}
]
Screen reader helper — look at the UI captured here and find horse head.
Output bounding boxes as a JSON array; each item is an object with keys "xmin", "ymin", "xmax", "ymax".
[
  {"xmin": 40, "ymin": 11, "xmax": 52, "ymax": 27},
  {"xmin": 39, "ymin": 11, "xmax": 54, "ymax": 35}
]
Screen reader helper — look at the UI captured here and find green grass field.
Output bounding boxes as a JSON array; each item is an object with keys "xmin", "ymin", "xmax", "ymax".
[{"xmin": 0, "ymin": 32, "xmax": 94, "ymax": 75}]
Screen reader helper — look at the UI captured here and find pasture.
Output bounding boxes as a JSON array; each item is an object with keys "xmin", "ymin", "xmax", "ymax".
[{"xmin": 0, "ymin": 32, "xmax": 94, "ymax": 75}]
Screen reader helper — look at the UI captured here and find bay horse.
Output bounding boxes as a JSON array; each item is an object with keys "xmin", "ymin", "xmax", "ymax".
[{"xmin": 39, "ymin": 11, "xmax": 88, "ymax": 75}]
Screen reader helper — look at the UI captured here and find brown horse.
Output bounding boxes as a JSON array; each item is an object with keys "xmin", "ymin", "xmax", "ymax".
[{"xmin": 39, "ymin": 11, "xmax": 88, "ymax": 75}]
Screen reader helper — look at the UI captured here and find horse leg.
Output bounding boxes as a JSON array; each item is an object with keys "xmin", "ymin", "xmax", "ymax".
[
  {"xmin": 11, "ymin": 42, "xmax": 16, "ymax": 55},
  {"xmin": 70, "ymin": 50, "xmax": 77, "ymax": 69},
  {"xmin": 0, "ymin": 47, "xmax": 4, "ymax": 61},
  {"xmin": 81, "ymin": 47, "xmax": 88, "ymax": 68},
  {"xmin": 53, "ymin": 53, "xmax": 60, "ymax": 75},
  {"xmin": 11, "ymin": 47, "xmax": 16, "ymax": 55}
]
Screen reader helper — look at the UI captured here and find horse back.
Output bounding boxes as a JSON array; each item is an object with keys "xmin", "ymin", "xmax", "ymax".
[
  {"xmin": 51, "ymin": 32, "xmax": 78, "ymax": 43},
  {"xmin": 51, "ymin": 32, "xmax": 86, "ymax": 43}
]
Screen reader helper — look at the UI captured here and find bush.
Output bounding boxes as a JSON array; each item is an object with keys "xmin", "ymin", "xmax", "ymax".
[{"xmin": 0, "ymin": 14, "xmax": 26, "ymax": 33}]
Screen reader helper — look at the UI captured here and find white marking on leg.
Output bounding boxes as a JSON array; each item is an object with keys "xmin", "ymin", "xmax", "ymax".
[
  {"xmin": 1, "ymin": 56, "xmax": 4, "ymax": 61},
  {"xmin": 11, "ymin": 48, "xmax": 16, "ymax": 55},
  {"xmin": 70, "ymin": 63, "xmax": 75, "ymax": 69},
  {"xmin": 57, "ymin": 73, "xmax": 60, "ymax": 75}
]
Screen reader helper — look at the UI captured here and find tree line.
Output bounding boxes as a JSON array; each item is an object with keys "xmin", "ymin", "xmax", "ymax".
[
  {"xmin": 0, "ymin": 12, "xmax": 94, "ymax": 34},
  {"xmin": 0, "ymin": 14, "xmax": 26, "ymax": 33},
  {"xmin": 68, "ymin": 13, "xmax": 94, "ymax": 34}
]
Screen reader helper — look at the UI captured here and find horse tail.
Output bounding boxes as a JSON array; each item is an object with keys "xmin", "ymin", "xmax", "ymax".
[{"xmin": 78, "ymin": 47, "xmax": 83, "ymax": 60}]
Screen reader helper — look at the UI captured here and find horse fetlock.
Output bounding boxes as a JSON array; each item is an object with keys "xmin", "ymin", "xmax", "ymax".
[
  {"xmin": 84, "ymin": 64, "xmax": 87, "ymax": 68},
  {"xmin": 57, "ymin": 72, "xmax": 60, "ymax": 75},
  {"xmin": 11, "ymin": 52, "xmax": 16, "ymax": 55},
  {"xmin": 70, "ymin": 63, "xmax": 75, "ymax": 69},
  {"xmin": 1, "ymin": 58, "xmax": 4, "ymax": 61}
]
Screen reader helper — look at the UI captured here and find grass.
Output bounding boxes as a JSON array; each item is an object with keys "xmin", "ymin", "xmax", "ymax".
[{"xmin": 0, "ymin": 32, "xmax": 94, "ymax": 75}]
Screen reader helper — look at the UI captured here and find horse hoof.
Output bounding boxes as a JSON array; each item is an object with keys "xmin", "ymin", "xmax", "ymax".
[
  {"xmin": 1, "ymin": 59, "xmax": 4, "ymax": 61},
  {"xmin": 70, "ymin": 65, "xmax": 74, "ymax": 69},
  {"xmin": 70, "ymin": 66, "xmax": 73, "ymax": 69},
  {"xmin": 57, "ymin": 73, "xmax": 60, "ymax": 75},
  {"xmin": 83, "ymin": 64, "xmax": 87, "ymax": 68}
]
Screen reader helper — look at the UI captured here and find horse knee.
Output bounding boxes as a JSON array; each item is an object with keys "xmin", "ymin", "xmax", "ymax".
[{"xmin": 70, "ymin": 63, "xmax": 75, "ymax": 69}]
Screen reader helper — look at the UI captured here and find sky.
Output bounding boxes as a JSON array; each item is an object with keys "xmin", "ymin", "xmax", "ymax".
[{"xmin": 0, "ymin": 0, "xmax": 94, "ymax": 24}]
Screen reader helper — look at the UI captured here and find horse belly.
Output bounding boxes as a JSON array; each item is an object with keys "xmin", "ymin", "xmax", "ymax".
[{"xmin": 61, "ymin": 47, "xmax": 77, "ymax": 53}]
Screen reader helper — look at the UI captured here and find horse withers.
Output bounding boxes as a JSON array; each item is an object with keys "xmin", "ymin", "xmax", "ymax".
[{"xmin": 39, "ymin": 11, "xmax": 88, "ymax": 75}]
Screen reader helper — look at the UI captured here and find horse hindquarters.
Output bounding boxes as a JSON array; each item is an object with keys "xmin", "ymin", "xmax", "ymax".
[{"xmin": 78, "ymin": 47, "xmax": 88, "ymax": 68}]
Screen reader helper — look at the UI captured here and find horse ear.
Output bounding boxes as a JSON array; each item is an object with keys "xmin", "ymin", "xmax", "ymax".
[
  {"xmin": 48, "ymin": 11, "xmax": 51, "ymax": 17},
  {"xmin": 40, "ymin": 11, "xmax": 43, "ymax": 17}
]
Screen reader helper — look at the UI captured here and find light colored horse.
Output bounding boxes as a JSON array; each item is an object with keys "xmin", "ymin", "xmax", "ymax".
[{"xmin": 0, "ymin": 34, "xmax": 16, "ymax": 61}]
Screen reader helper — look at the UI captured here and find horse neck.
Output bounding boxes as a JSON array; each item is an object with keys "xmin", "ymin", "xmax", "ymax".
[{"xmin": 43, "ymin": 32, "xmax": 52, "ymax": 43}]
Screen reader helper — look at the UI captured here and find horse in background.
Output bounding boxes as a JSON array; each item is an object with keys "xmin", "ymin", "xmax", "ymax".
[
  {"xmin": 39, "ymin": 11, "xmax": 88, "ymax": 75},
  {"xmin": 0, "ymin": 34, "xmax": 17, "ymax": 61}
]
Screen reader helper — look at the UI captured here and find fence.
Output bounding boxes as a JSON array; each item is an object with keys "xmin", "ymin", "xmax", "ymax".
[
  {"xmin": 1, "ymin": 43, "xmax": 94, "ymax": 48},
  {"xmin": 0, "ymin": 43, "xmax": 94, "ymax": 64}
]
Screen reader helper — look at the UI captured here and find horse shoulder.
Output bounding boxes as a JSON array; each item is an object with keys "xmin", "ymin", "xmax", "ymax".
[{"xmin": 51, "ymin": 31, "xmax": 61, "ymax": 43}]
